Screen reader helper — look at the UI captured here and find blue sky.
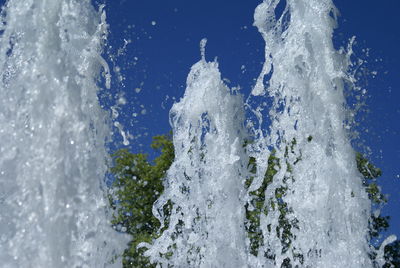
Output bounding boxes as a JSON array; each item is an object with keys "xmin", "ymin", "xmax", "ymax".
[{"xmin": 102, "ymin": 0, "xmax": 400, "ymax": 241}]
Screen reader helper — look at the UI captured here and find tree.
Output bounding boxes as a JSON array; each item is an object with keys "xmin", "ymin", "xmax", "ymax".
[
  {"xmin": 383, "ymin": 240, "xmax": 400, "ymax": 268},
  {"xmin": 244, "ymin": 139, "xmax": 300, "ymax": 266},
  {"xmin": 109, "ymin": 133, "xmax": 174, "ymax": 267},
  {"xmin": 356, "ymin": 152, "xmax": 400, "ymax": 267},
  {"xmin": 245, "ymin": 138, "xmax": 399, "ymax": 267},
  {"xmin": 109, "ymin": 133, "xmax": 399, "ymax": 267}
]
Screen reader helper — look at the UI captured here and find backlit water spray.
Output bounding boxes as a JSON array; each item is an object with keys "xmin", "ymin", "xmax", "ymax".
[
  {"xmin": 142, "ymin": 39, "xmax": 249, "ymax": 267},
  {"xmin": 145, "ymin": 0, "xmax": 381, "ymax": 267},
  {"xmin": 0, "ymin": 0, "xmax": 389, "ymax": 267},
  {"xmin": 0, "ymin": 0, "xmax": 126, "ymax": 267},
  {"xmin": 248, "ymin": 0, "xmax": 373, "ymax": 266}
]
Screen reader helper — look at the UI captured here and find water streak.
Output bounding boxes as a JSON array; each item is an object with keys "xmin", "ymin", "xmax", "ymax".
[
  {"xmin": 249, "ymin": 0, "xmax": 372, "ymax": 266},
  {"xmin": 0, "ymin": 0, "xmax": 380, "ymax": 267},
  {"xmin": 0, "ymin": 1, "xmax": 126, "ymax": 267},
  {"xmin": 146, "ymin": 0, "xmax": 374, "ymax": 267},
  {"xmin": 143, "ymin": 41, "xmax": 248, "ymax": 267}
]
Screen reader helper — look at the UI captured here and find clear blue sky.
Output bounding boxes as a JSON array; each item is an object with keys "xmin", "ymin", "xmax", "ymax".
[{"xmin": 102, "ymin": 0, "xmax": 400, "ymax": 241}]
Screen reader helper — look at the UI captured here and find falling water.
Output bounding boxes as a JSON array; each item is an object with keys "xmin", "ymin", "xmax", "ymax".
[
  {"xmin": 143, "ymin": 39, "xmax": 249, "ymax": 267},
  {"xmin": 248, "ymin": 0, "xmax": 373, "ymax": 267},
  {"xmin": 0, "ymin": 0, "xmax": 126, "ymax": 267},
  {"xmin": 145, "ymin": 0, "xmax": 376, "ymax": 267},
  {"xmin": 0, "ymin": 0, "xmax": 385, "ymax": 267}
]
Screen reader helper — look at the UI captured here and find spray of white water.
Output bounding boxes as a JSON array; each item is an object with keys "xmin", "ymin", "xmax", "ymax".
[
  {"xmin": 0, "ymin": 0, "xmax": 383, "ymax": 267},
  {"xmin": 0, "ymin": 0, "xmax": 126, "ymax": 267},
  {"xmin": 143, "ymin": 39, "xmax": 249, "ymax": 267},
  {"xmin": 145, "ymin": 0, "xmax": 378, "ymax": 267},
  {"xmin": 248, "ymin": 0, "xmax": 373, "ymax": 267}
]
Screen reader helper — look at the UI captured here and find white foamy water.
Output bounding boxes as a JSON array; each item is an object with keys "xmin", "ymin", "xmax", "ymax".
[
  {"xmin": 248, "ymin": 0, "xmax": 373, "ymax": 267},
  {"xmin": 145, "ymin": 0, "xmax": 376, "ymax": 267},
  {"xmin": 0, "ymin": 0, "xmax": 383, "ymax": 267},
  {"xmin": 143, "ymin": 40, "xmax": 249, "ymax": 267},
  {"xmin": 0, "ymin": 0, "xmax": 126, "ymax": 267}
]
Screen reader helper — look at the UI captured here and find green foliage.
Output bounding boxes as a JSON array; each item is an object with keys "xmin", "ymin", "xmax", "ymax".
[
  {"xmin": 109, "ymin": 134, "xmax": 398, "ymax": 267},
  {"xmin": 383, "ymin": 241, "xmax": 400, "ymax": 268},
  {"xmin": 355, "ymin": 152, "xmax": 400, "ymax": 267},
  {"xmin": 357, "ymin": 152, "xmax": 383, "ymax": 179},
  {"xmin": 245, "ymin": 140, "xmax": 301, "ymax": 266},
  {"xmin": 109, "ymin": 134, "xmax": 174, "ymax": 267},
  {"xmin": 244, "ymin": 140, "xmax": 398, "ymax": 267},
  {"xmin": 245, "ymin": 152, "xmax": 297, "ymax": 264},
  {"xmin": 245, "ymin": 154, "xmax": 278, "ymax": 256}
]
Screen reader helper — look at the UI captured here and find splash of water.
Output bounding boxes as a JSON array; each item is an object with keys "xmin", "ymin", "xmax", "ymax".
[
  {"xmin": 249, "ymin": 0, "xmax": 372, "ymax": 266},
  {"xmin": 146, "ymin": 0, "xmax": 375, "ymax": 267},
  {"xmin": 0, "ymin": 0, "xmax": 382, "ymax": 266},
  {"xmin": 143, "ymin": 39, "xmax": 249, "ymax": 267},
  {"xmin": 0, "ymin": 0, "xmax": 126, "ymax": 267}
]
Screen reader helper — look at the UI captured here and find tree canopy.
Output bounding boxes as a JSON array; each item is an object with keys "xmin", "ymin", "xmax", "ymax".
[
  {"xmin": 109, "ymin": 134, "xmax": 173, "ymax": 267},
  {"xmin": 109, "ymin": 133, "xmax": 399, "ymax": 267}
]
